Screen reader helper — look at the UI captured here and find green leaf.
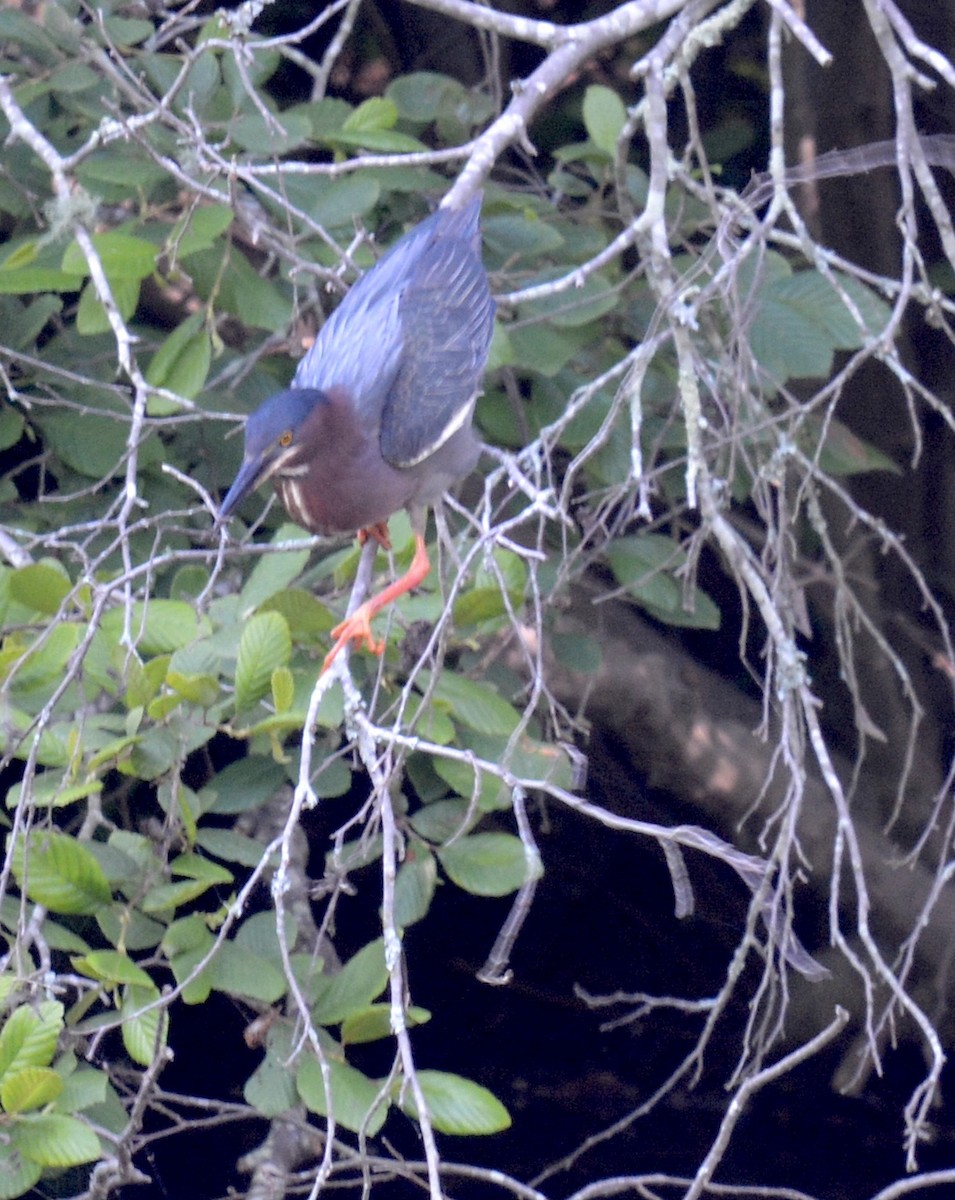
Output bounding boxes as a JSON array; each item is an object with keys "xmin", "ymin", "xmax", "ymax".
[
  {"xmin": 230, "ymin": 107, "xmax": 312, "ymax": 154},
  {"xmin": 421, "ymin": 671, "xmax": 521, "ymax": 737},
  {"xmin": 583, "ymin": 84, "xmax": 627, "ymax": 153},
  {"xmin": 0, "ymin": 1142, "xmax": 41, "ymax": 1198},
  {"xmin": 209, "ymin": 943, "xmax": 286, "ymax": 1004},
  {"xmin": 0, "ymin": 1066, "xmax": 63, "ymax": 1113},
  {"xmin": 313, "ymin": 938, "xmax": 387, "ymax": 1026},
  {"xmin": 244, "ymin": 1048, "xmax": 299, "ymax": 1116},
  {"xmin": 402, "ymin": 1070, "xmax": 511, "ymax": 1135},
  {"xmin": 54, "ymin": 1066, "xmax": 108, "ymax": 1114},
  {"xmin": 271, "ymin": 665, "xmax": 294, "ymax": 713},
  {"xmin": 808, "ymin": 415, "xmax": 900, "ymax": 477},
  {"xmin": 11, "ymin": 1112, "xmax": 101, "ymax": 1166},
  {"xmin": 408, "ymin": 798, "xmax": 474, "ymax": 843},
  {"xmin": 8, "ymin": 562, "xmax": 70, "ymax": 614},
  {"xmin": 394, "ymin": 848, "xmax": 437, "ymax": 928},
  {"xmin": 61, "ymin": 232, "xmax": 157, "ymax": 281},
  {"xmin": 196, "ymin": 827, "xmax": 272, "ymax": 868},
  {"xmin": 606, "ymin": 534, "xmax": 721, "ymax": 630},
  {"xmin": 76, "ymin": 276, "xmax": 140, "ymax": 335},
  {"xmin": 437, "ymin": 832, "xmax": 541, "ymax": 897},
  {"xmin": 296, "ymin": 1054, "xmax": 389, "ymax": 1135},
  {"xmin": 342, "ymin": 96, "xmax": 398, "ymax": 133},
  {"xmin": 386, "ymin": 72, "xmax": 467, "ymax": 123},
  {"xmin": 341, "ymin": 1003, "xmax": 430, "ymax": 1046},
  {"xmin": 11, "ymin": 832, "xmax": 111, "ymax": 914},
  {"xmin": 326, "ymin": 127, "xmax": 427, "ymax": 154},
  {"xmin": 5, "ymin": 772, "xmax": 103, "ymax": 811},
  {"xmin": 100, "ymin": 599, "xmax": 203, "ymax": 656},
  {"xmin": 170, "ymin": 203, "xmax": 234, "ymax": 259},
  {"xmin": 0, "ymin": 266, "xmax": 81, "ymax": 293},
  {"xmin": 120, "ymin": 984, "xmax": 166, "ymax": 1067},
  {"xmin": 170, "ymin": 852, "xmax": 233, "ymax": 885},
  {"xmin": 141, "ymin": 878, "xmax": 218, "ymax": 913},
  {"xmin": 234, "ymin": 611, "xmax": 292, "ymax": 711},
  {"xmin": 166, "ymin": 670, "xmax": 219, "ymax": 708},
  {"xmin": 274, "ymin": 173, "xmax": 380, "ymax": 229},
  {"xmin": 145, "ymin": 312, "xmax": 211, "ymax": 407},
  {"xmin": 3, "ymin": 623, "xmax": 81, "ymax": 695},
  {"xmin": 238, "ymin": 529, "xmax": 311, "ymax": 612},
  {"xmin": 0, "ymin": 1002, "xmax": 63, "ymax": 1078},
  {"xmin": 0, "ymin": 402, "xmax": 24, "ymax": 450},
  {"xmin": 71, "ymin": 950, "xmax": 154, "ymax": 989},
  {"xmin": 201, "ymin": 756, "xmax": 286, "ymax": 815}
]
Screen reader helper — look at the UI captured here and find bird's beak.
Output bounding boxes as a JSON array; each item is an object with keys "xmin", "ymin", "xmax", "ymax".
[{"xmin": 219, "ymin": 456, "xmax": 268, "ymax": 523}]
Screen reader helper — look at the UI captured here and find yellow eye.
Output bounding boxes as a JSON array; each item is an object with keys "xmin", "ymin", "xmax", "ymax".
[{"xmin": 278, "ymin": 430, "xmax": 293, "ymax": 448}]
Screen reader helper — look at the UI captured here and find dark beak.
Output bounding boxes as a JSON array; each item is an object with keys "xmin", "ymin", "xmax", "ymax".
[{"xmin": 219, "ymin": 457, "xmax": 267, "ymax": 523}]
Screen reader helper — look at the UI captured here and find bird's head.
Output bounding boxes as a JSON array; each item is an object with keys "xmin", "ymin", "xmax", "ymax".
[{"xmin": 219, "ymin": 388, "xmax": 325, "ymax": 520}]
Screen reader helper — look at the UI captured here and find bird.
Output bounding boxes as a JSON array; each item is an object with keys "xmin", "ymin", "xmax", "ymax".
[{"xmin": 219, "ymin": 194, "xmax": 495, "ymax": 671}]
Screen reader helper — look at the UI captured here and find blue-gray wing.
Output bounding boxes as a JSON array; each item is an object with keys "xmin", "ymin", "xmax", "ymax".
[{"xmin": 379, "ymin": 198, "xmax": 495, "ymax": 469}]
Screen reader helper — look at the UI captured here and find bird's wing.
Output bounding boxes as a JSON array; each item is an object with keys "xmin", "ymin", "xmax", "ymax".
[{"xmin": 380, "ymin": 204, "xmax": 495, "ymax": 469}]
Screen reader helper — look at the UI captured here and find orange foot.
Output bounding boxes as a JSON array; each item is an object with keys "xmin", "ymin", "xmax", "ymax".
[
  {"xmin": 322, "ymin": 603, "xmax": 385, "ymax": 672},
  {"xmin": 320, "ymin": 533, "xmax": 431, "ymax": 674}
]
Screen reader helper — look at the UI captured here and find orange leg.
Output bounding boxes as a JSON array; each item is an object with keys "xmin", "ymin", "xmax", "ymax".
[{"xmin": 322, "ymin": 532, "xmax": 431, "ymax": 672}]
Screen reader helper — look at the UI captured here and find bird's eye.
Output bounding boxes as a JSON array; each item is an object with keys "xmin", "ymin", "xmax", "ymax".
[{"xmin": 278, "ymin": 430, "xmax": 293, "ymax": 448}]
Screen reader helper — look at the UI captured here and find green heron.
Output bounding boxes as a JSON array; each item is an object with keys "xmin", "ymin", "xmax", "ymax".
[{"xmin": 220, "ymin": 195, "xmax": 495, "ymax": 670}]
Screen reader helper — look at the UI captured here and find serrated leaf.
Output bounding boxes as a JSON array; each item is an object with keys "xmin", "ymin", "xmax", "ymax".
[
  {"xmin": 120, "ymin": 984, "xmax": 166, "ymax": 1067},
  {"xmin": 11, "ymin": 1112, "xmax": 101, "ymax": 1166},
  {"xmin": 437, "ymin": 832, "xmax": 541, "ymax": 897},
  {"xmin": 0, "ymin": 1066, "xmax": 63, "ymax": 1113},
  {"xmin": 312, "ymin": 938, "xmax": 387, "ymax": 1026},
  {"xmin": 234, "ymin": 611, "xmax": 292, "ymax": 711},
  {"xmin": 296, "ymin": 1054, "xmax": 388, "ymax": 1135},
  {"xmin": 0, "ymin": 1002, "xmax": 63, "ymax": 1078},
  {"xmin": 402, "ymin": 1070, "xmax": 511, "ymax": 1135},
  {"xmin": 11, "ymin": 832, "xmax": 111, "ymax": 914}
]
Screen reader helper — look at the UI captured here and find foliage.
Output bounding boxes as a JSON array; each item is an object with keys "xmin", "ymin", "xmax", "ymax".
[{"xmin": 0, "ymin": 1, "xmax": 953, "ymax": 1199}]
